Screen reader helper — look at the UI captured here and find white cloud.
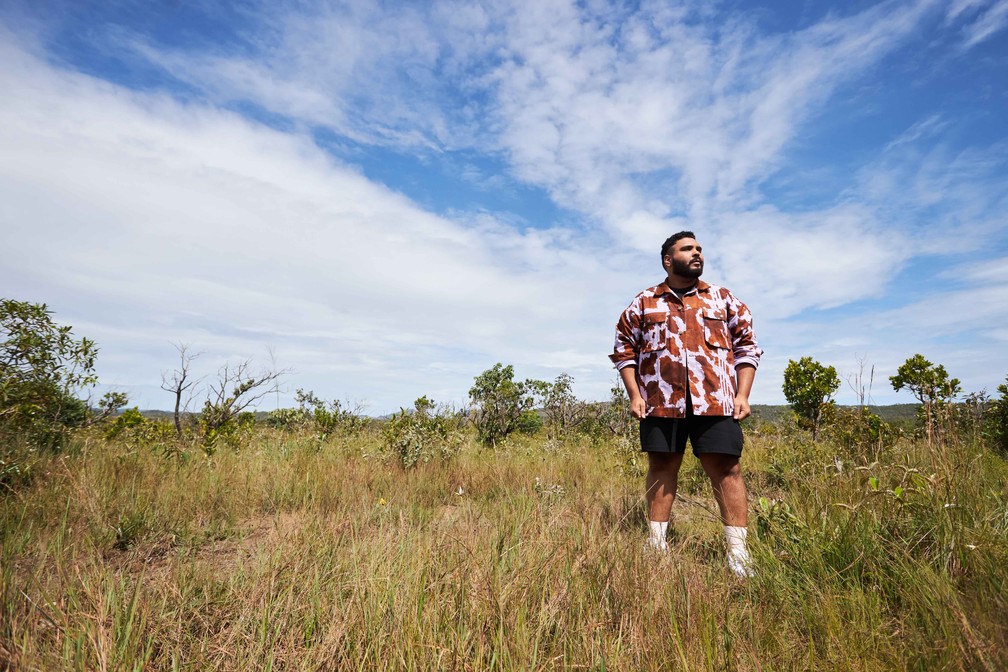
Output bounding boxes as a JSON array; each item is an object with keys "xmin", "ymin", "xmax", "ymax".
[
  {"xmin": 2, "ymin": 0, "xmax": 1007, "ymax": 413},
  {"xmin": 0, "ymin": 34, "xmax": 633, "ymax": 412},
  {"xmin": 959, "ymin": 0, "xmax": 1008, "ymax": 46}
]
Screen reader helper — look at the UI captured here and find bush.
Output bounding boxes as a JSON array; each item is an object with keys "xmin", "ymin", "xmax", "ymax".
[
  {"xmin": 469, "ymin": 363, "xmax": 536, "ymax": 447},
  {"xmin": 782, "ymin": 356, "xmax": 840, "ymax": 440},
  {"xmin": 822, "ymin": 406, "xmax": 898, "ymax": 458},
  {"xmin": 295, "ymin": 389, "xmax": 367, "ymax": 440},
  {"xmin": 105, "ymin": 408, "xmax": 175, "ymax": 452},
  {"xmin": 382, "ymin": 396, "xmax": 462, "ymax": 469},
  {"xmin": 1, "ymin": 299, "xmax": 103, "ymax": 450},
  {"xmin": 986, "ymin": 376, "xmax": 1008, "ymax": 456}
]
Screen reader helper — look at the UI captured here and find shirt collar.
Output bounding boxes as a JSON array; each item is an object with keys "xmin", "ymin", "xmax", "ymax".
[{"xmin": 657, "ymin": 279, "xmax": 710, "ymax": 296}]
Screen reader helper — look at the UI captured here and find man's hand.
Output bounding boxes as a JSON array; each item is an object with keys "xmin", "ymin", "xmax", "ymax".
[
  {"xmin": 629, "ymin": 395, "xmax": 647, "ymax": 420},
  {"xmin": 732, "ymin": 395, "xmax": 751, "ymax": 421}
]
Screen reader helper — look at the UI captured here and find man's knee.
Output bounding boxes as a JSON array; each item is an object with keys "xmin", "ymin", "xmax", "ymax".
[
  {"xmin": 700, "ymin": 453, "xmax": 741, "ymax": 482},
  {"xmin": 647, "ymin": 451, "xmax": 683, "ymax": 476}
]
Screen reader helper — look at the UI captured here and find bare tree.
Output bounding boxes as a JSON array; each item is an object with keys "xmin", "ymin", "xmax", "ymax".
[
  {"xmin": 200, "ymin": 358, "xmax": 288, "ymax": 443},
  {"xmin": 161, "ymin": 342, "xmax": 201, "ymax": 437}
]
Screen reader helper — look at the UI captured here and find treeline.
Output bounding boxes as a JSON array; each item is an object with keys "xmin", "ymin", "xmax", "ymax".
[{"xmin": 3, "ymin": 299, "xmax": 1008, "ymax": 477}]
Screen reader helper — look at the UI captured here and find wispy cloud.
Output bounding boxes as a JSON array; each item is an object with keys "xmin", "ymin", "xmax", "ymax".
[{"xmin": 2, "ymin": 0, "xmax": 1007, "ymax": 410}]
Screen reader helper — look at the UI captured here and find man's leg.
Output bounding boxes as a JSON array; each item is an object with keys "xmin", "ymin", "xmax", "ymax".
[
  {"xmin": 645, "ymin": 451, "xmax": 683, "ymax": 550},
  {"xmin": 699, "ymin": 453, "xmax": 753, "ymax": 576}
]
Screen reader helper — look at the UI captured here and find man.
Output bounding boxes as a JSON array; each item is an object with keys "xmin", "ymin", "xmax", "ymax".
[{"xmin": 610, "ymin": 231, "xmax": 762, "ymax": 578}]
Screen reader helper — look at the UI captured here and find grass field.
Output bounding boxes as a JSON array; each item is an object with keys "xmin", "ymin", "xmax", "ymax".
[{"xmin": 2, "ymin": 419, "xmax": 1006, "ymax": 670}]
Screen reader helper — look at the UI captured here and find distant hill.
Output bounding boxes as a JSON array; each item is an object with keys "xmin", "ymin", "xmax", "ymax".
[{"xmin": 750, "ymin": 403, "xmax": 920, "ymax": 424}]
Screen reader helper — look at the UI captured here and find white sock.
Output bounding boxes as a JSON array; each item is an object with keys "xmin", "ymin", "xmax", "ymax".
[
  {"xmin": 724, "ymin": 525, "xmax": 749, "ymax": 557},
  {"xmin": 649, "ymin": 520, "xmax": 669, "ymax": 544}
]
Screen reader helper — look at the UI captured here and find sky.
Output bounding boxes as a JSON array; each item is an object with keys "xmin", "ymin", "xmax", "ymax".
[{"xmin": 1, "ymin": 0, "xmax": 1007, "ymax": 415}]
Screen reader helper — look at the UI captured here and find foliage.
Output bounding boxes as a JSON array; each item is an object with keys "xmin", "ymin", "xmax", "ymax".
[
  {"xmin": 890, "ymin": 354, "xmax": 962, "ymax": 405},
  {"xmin": 198, "ymin": 359, "xmax": 284, "ymax": 453},
  {"xmin": 782, "ymin": 356, "xmax": 840, "ymax": 440},
  {"xmin": 382, "ymin": 396, "xmax": 462, "ymax": 469},
  {"xmin": 294, "ymin": 389, "xmax": 368, "ymax": 440},
  {"xmin": 0, "ymin": 299, "xmax": 112, "ymax": 450},
  {"xmin": 468, "ymin": 363, "xmax": 536, "ymax": 447},
  {"xmin": 821, "ymin": 406, "xmax": 898, "ymax": 458},
  {"xmin": 264, "ymin": 407, "xmax": 312, "ymax": 431},
  {"xmin": 104, "ymin": 407, "xmax": 175, "ymax": 452},
  {"xmin": 890, "ymin": 354, "xmax": 961, "ymax": 445},
  {"xmin": 526, "ymin": 373, "xmax": 588, "ymax": 439},
  {"xmin": 986, "ymin": 376, "xmax": 1008, "ymax": 456}
]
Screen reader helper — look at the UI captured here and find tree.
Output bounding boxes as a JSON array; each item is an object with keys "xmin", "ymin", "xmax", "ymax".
[
  {"xmin": 890, "ymin": 354, "xmax": 960, "ymax": 445},
  {"xmin": 1, "ymin": 299, "xmax": 120, "ymax": 449},
  {"xmin": 160, "ymin": 342, "xmax": 201, "ymax": 437},
  {"xmin": 782, "ymin": 356, "xmax": 840, "ymax": 440},
  {"xmin": 199, "ymin": 359, "xmax": 286, "ymax": 451},
  {"xmin": 527, "ymin": 373, "xmax": 588, "ymax": 439},
  {"xmin": 468, "ymin": 363, "xmax": 535, "ymax": 447},
  {"xmin": 985, "ymin": 375, "xmax": 1008, "ymax": 456}
]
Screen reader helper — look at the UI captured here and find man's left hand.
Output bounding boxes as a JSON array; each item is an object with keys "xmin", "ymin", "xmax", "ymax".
[{"xmin": 733, "ymin": 396, "xmax": 751, "ymax": 421}]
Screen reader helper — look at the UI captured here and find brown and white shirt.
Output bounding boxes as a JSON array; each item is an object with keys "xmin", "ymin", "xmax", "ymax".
[{"xmin": 610, "ymin": 279, "xmax": 762, "ymax": 418}]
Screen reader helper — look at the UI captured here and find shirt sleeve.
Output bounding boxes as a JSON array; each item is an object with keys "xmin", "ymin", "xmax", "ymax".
[
  {"xmin": 725, "ymin": 290, "xmax": 762, "ymax": 369},
  {"xmin": 610, "ymin": 298, "xmax": 641, "ymax": 370}
]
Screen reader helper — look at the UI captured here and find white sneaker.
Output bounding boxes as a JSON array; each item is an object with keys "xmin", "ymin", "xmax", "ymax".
[
  {"xmin": 727, "ymin": 550, "xmax": 754, "ymax": 578},
  {"xmin": 644, "ymin": 536, "xmax": 669, "ymax": 553}
]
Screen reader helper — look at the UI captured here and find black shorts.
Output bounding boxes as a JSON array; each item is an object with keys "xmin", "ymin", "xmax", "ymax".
[{"xmin": 640, "ymin": 414, "xmax": 744, "ymax": 456}]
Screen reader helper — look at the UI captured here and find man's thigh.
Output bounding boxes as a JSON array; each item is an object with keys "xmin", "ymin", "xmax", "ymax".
[{"xmin": 686, "ymin": 415, "xmax": 743, "ymax": 457}]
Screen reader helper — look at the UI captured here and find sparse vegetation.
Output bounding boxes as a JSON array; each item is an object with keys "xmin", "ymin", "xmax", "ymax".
[{"xmin": 2, "ymin": 304, "xmax": 1007, "ymax": 670}]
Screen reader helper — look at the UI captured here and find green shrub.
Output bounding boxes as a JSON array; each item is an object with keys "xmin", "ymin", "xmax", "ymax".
[
  {"xmin": 382, "ymin": 396, "xmax": 462, "ymax": 469},
  {"xmin": 1, "ymin": 299, "xmax": 100, "ymax": 450},
  {"xmin": 295, "ymin": 389, "xmax": 367, "ymax": 440},
  {"xmin": 986, "ymin": 376, "xmax": 1008, "ymax": 455}
]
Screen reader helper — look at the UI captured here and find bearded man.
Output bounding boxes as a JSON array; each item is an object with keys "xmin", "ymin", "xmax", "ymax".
[{"xmin": 610, "ymin": 231, "xmax": 762, "ymax": 577}]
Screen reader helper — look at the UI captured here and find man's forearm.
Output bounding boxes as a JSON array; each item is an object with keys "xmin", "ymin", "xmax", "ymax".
[
  {"xmin": 619, "ymin": 365, "xmax": 642, "ymax": 401},
  {"xmin": 735, "ymin": 364, "xmax": 756, "ymax": 398}
]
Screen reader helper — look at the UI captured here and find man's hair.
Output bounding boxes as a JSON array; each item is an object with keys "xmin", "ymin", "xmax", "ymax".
[{"xmin": 660, "ymin": 231, "xmax": 696, "ymax": 259}]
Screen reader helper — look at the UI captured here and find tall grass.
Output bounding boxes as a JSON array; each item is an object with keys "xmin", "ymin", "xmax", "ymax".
[{"xmin": 2, "ymin": 422, "xmax": 1006, "ymax": 670}]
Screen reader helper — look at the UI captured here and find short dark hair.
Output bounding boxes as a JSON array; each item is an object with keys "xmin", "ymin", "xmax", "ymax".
[{"xmin": 661, "ymin": 231, "xmax": 696, "ymax": 259}]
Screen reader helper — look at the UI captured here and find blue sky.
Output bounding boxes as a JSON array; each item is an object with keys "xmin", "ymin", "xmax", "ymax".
[{"xmin": 1, "ymin": 0, "xmax": 1006, "ymax": 414}]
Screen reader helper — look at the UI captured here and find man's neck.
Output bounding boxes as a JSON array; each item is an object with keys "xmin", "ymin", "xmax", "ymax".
[{"xmin": 665, "ymin": 274, "xmax": 698, "ymax": 290}]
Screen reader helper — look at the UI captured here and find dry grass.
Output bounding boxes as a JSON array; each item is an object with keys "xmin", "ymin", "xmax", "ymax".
[{"xmin": 2, "ymin": 425, "xmax": 1006, "ymax": 670}]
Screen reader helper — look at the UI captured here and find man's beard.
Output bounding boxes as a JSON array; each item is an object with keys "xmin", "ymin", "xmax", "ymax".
[{"xmin": 672, "ymin": 257, "xmax": 703, "ymax": 278}]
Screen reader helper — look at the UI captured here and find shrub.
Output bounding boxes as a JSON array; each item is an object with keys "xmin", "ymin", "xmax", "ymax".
[
  {"xmin": 105, "ymin": 407, "xmax": 175, "ymax": 452},
  {"xmin": 822, "ymin": 406, "xmax": 898, "ymax": 458},
  {"xmin": 382, "ymin": 396, "xmax": 462, "ymax": 469},
  {"xmin": 0, "ymin": 299, "xmax": 113, "ymax": 451},
  {"xmin": 469, "ymin": 363, "xmax": 536, "ymax": 447},
  {"xmin": 782, "ymin": 356, "xmax": 840, "ymax": 440},
  {"xmin": 295, "ymin": 389, "xmax": 367, "ymax": 440},
  {"xmin": 986, "ymin": 376, "xmax": 1008, "ymax": 456}
]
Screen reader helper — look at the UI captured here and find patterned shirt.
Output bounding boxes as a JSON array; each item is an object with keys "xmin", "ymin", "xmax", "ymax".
[{"xmin": 610, "ymin": 279, "xmax": 762, "ymax": 418}]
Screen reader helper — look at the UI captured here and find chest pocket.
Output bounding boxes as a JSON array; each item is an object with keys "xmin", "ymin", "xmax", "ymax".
[
  {"xmin": 640, "ymin": 311, "xmax": 669, "ymax": 352},
  {"xmin": 702, "ymin": 309, "xmax": 730, "ymax": 350}
]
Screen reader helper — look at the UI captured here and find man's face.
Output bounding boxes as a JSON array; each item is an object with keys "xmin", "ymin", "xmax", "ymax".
[{"xmin": 664, "ymin": 237, "xmax": 704, "ymax": 278}]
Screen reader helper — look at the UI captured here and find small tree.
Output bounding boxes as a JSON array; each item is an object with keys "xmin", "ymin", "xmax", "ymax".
[
  {"xmin": 890, "ymin": 354, "xmax": 960, "ymax": 446},
  {"xmin": 199, "ymin": 359, "xmax": 286, "ymax": 452},
  {"xmin": 161, "ymin": 342, "xmax": 201, "ymax": 437},
  {"xmin": 1, "ymin": 299, "xmax": 123, "ymax": 449},
  {"xmin": 527, "ymin": 373, "xmax": 588, "ymax": 440},
  {"xmin": 782, "ymin": 357, "xmax": 840, "ymax": 440},
  {"xmin": 469, "ymin": 363, "xmax": 535, "ymax": 447}
]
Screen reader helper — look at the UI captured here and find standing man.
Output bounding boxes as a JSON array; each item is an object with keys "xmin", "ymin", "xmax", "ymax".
[{"xmin": 610, "ymin": 231, "xmax": 762, "ymax": 578}]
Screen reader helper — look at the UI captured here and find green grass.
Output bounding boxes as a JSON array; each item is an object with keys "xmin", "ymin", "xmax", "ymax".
[{"xmin": 2, "ymin": 423, "xmax": 1006, "ymax": 670}]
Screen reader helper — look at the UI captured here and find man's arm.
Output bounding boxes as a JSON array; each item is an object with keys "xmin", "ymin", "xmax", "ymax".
[
  {"xmin": 619, "ymin": 365, "xmax": 647, "ymax": 419},
  {"xmin": 733, "ymin": 363, "xmax": 755, "ymax": 421}
]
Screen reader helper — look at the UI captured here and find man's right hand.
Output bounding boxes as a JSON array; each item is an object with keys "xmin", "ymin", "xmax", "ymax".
[{"xmin": 629, "ymin": 396, "xmax": 647, "ymax": 419}]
